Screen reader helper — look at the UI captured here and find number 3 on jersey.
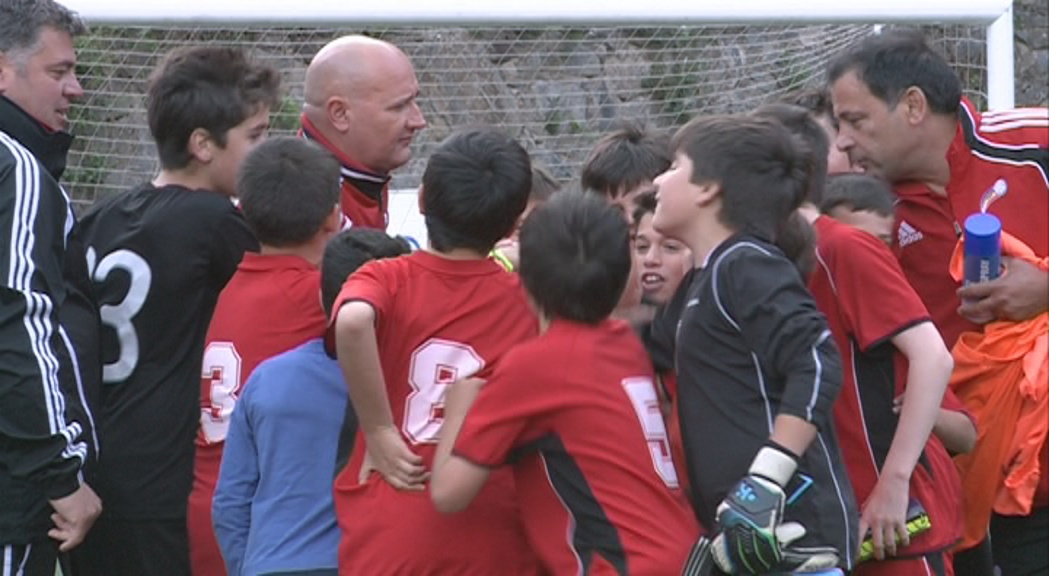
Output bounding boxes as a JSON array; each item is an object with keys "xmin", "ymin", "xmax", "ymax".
[
  {"xmin": 200, "ymin": 342, "xmax": 242, "ymax": 444},
  {"xmin": 88, "ymin": 247, "xmax": 152, "ymax": 383},
  {"xmin": 622, "ymin": 377, "xmax": 679, "ymax": 488},
  {"xmin": 404, "ymin": 339, "xmax": 484, "ymax": 444}
]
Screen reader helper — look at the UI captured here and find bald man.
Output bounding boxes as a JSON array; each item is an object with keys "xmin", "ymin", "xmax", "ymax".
[{"xmin": 302, "ymin": 35, "xmax": 427, "ymax": 230}]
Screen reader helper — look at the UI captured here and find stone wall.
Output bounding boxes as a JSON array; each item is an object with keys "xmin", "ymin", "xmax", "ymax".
[{"xmin": 1014, "ymin": 0, "xmax": 1049, "ymax": 106}]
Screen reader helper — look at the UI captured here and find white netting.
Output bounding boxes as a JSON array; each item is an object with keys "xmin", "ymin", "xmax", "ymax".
[{"xmin": 66, "ymin": 24, "xmax": 988, "ymax": 211}]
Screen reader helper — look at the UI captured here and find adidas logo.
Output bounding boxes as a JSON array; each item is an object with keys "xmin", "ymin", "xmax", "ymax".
[{"xmin": 898, "ymin": 220, "xmax": 923, "ymax": 247}]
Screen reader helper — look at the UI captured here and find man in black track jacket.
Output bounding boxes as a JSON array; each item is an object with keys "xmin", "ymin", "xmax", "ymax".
[{"xmin": 0, "ymin": 0, "xmax": 101, "ymax": 572}]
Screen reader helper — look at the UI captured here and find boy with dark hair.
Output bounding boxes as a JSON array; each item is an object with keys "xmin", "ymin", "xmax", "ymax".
[
  {"xmin": 213, "ymin": 227, "xmax": 408, "ymax": 576},
  {"xmin": 188, "ymin": 136, "xmax": 341, "ymax": 576},
  {"xmin": 71, "ymin": 45, "xmax": 280, "ymax": 575},
  {"xmin": 330, "ymin": 126, "xmax": 541, "ymax": 574},
  {"xmin": 581, "ymin": 124, "xmax": 671, "ymax": 213},
  {"xmin": 820, "ymin": 173, "xmax": 896, "ymax": 245},
  {"xmin": 513, "ymin": 163, "xmax": 561, "ymax": 237},
  {"xmin": 754, "ymin": 103, "xmax": 962, "ymax": 576},
  {"xmin": 581, "ymin": 125, "xmax": 673, "ymax": 323},
  {"xmin": 819, "ymin": 173, "xmax": 977, "ymax": 457},
  {"xmin": 631, "ymin": 191, "xmax": 692, "ymax": 307},
  {"xmin": 493, "ymin": 162, "xmax": 563, "ymax": 270},
  {"xmin": 430, "ymin": 191, "xmax": 699, "ymax": 574},
  {"xmin": 784, "ymin": 88, "xmax": 855, "ymax": 175},
  {"xmin": 652, "ymin": 114, "xmax": 857, "ymax": 575}
]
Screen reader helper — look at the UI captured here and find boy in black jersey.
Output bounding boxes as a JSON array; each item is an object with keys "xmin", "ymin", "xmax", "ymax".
[
  {"xmin": 69, "ymin": 46, "xmax": 280, "ymax": 576},
  {"xmin": 651, "ymin": 115, "xmax": 858, "ymax": 575}
]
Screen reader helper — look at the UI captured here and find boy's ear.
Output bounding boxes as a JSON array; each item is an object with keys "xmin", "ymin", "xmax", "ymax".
[
  {"xmin": 323, "ymin": 204, "xmax": 342, "ymax": 234},
  {"xmin": 187, "ymin": 128, "xmax": 215, "ymax": 164},
  {"xmin": 416, "ymin": 185, "xmax": 425, "ymax": 215},
  {"xmin": 694, "ymin": 181, "xmax": 721, "ymax": 207}
]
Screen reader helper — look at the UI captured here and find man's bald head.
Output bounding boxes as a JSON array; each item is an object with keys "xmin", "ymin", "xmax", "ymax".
[
  {"xmin": 304, "ymin": 35, "xmax": 408, "ymax": 106},
  {"xmin": 302, "ymin": 34, "xmax": 426, "ymax": 175}
]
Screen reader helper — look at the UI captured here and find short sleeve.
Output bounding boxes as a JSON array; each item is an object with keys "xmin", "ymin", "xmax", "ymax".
[
  {"xmin": 452, "ymin": 349, "xmax": 542, "ymax": 467},
  {"xmin": 825, "ymin": 228, "xmax": 931, "ymax": 352},
  {"xmin": 210, "ymin": 206, "xmax": 259, "ymax": 287},
  {"xmin": 329, "ymin": 259, "xmax": 393, "ymax": 326}
]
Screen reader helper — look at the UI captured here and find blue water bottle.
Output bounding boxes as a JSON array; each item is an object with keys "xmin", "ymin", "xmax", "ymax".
[{"xmin": 963, "ymin": 212, "xmax": 1002, "ymax": 285}]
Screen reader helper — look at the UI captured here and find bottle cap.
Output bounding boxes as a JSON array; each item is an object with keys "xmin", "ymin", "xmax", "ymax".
[{"xmin": 964, "ymin": 213, "xmax": 1001, "ymax": 258}]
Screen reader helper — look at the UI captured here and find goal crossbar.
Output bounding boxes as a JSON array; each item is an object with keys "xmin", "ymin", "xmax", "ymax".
[{"xmin": 64, "ymin": 0, "xmax": 1016, "ymax": 109}]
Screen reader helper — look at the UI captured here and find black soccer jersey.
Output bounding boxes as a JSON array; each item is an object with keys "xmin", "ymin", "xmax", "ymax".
[
  {"xmin": 75, "ymin": 183, "xmax": 257, "ymax": 519},
  {"xmin": 663, "ymin": 234, "xmax": 859, "ymax": 570}
]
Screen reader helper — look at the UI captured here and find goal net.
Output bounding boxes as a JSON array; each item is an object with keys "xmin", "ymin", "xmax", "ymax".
[{"xmin": 65, "ymin": 23, "xmax": 990, "ymax": 220}]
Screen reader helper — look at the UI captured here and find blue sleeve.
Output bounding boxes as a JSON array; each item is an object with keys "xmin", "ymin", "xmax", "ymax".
[
  {"xmin": 212, "ymin": 372, "xmax": 261, "ymax": 576},
  {"xmin": 717, "ymin": 245, "xmax": 842, "ymax": 431}
]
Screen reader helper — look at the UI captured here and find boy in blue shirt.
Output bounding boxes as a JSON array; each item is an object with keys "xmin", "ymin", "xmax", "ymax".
[{"xmin": 212, "ymin": 228, "xmax": 408, "ymax": 576}]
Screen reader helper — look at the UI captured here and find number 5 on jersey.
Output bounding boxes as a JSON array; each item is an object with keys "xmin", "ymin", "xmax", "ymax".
[{"xmin": 622, "ymin": 377, "xmax": 679, "ymax": 489}]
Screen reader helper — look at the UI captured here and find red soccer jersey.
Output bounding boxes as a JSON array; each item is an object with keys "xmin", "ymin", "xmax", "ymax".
[
  {"xmin": 453, "ymin": 319, "xmax": 700, "ymax": 575},
  {"xmin": 331, "ymin": 251, "xmax": 541, "ymax": 574},
  {"xmin": 809, "ymin": 217, "xmax": 962, "ymax": 565},
  {"xmin": 892, "ymin": 100, "xmax": 1048, "ymax": 348},
  {"xmin": 189, "ymin": 253, "xmax": 327, "ymax": 576},
  {"xmin": 892, "ymin": 186, "xmax": 979, "ymax": 349}
]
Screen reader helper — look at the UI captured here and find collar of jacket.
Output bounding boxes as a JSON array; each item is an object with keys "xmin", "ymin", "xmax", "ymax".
[{"xmin": 0, "ymin": 95, "xmax": 74, "ymax": 181}]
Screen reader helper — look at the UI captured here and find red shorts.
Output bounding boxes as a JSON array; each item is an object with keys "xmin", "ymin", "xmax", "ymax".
[
  {"xmin": 188, "ymin": 446, "xmax": 225, "ymax": 576},
  {"xmin": 335, "ymin": 468, "xmax": 542, "ymax": 575}
]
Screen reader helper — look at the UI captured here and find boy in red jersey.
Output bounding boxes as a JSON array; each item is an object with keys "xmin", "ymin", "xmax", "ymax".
[
  {"xmin": 187, "ymin": 136, "xmax": 341, "ymax": 575},
  {"xmin": 431, "ymin": 192, "xmax": 699, "ymax": 575},
  {"xmin": 754, "ymin": 103, "xmax": 961, "ymax": 576},
  {"xmin": 330, "ymin": 126, "xmax": 541, "ymax": 574}
]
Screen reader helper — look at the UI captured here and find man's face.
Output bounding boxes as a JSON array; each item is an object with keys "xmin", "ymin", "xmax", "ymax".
[
  {"xmin": 827, "ymin": 205, "xmax": 894, "ymax": 246},
  {"xmin": 0, "ymin": 27, "xmax": 83, "ymax": 131},
  {"xmin": 830, "ymin": 71, "xmax": 912, "ymax": 181},
  {"xmin": 210, "ymin": 106, "xmax": 271, "ymax": 197},
  {"xmin": 635, "ymin": 212, "xmax": 691, "ymax": 305},
  {"xmin": 347, "ymin": 58, "xmax": 427, "ymax": 174}
]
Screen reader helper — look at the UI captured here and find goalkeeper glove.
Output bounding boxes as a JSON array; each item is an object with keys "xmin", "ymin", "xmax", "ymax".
[{"xmin": 711, "ymin": 443, "xmax": 798, "ymax": 574}]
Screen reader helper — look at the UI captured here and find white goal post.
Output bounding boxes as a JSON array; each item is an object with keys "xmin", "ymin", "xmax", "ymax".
[{"xmin": 66, "ymin": 0, "xmax": 1016, "ymax": 109}]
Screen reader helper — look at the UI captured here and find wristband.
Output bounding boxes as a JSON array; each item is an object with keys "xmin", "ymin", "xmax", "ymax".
[{"xmin": 749, "ymin": 443, "xmax": 798, "ymax": 487}]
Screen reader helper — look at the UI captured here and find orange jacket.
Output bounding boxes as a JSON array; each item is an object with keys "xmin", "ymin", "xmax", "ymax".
[{"xmin": 948, "ymin": 232, "xmax": 1048, "ymax": 550}]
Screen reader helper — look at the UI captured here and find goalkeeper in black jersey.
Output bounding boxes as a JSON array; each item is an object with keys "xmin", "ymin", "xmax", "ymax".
[{"xmin": 650, "ymin": 114, "xmax": 859, "ymax": 575}]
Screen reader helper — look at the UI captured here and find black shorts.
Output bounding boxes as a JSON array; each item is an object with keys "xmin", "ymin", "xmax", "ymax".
[
  {"xmin": 2, "ymin": 540, "xmax": 58, "ymax": 576},
  {"xmin": 69, "ymin": 515, "xmax": 189, "ymax": 576}
]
